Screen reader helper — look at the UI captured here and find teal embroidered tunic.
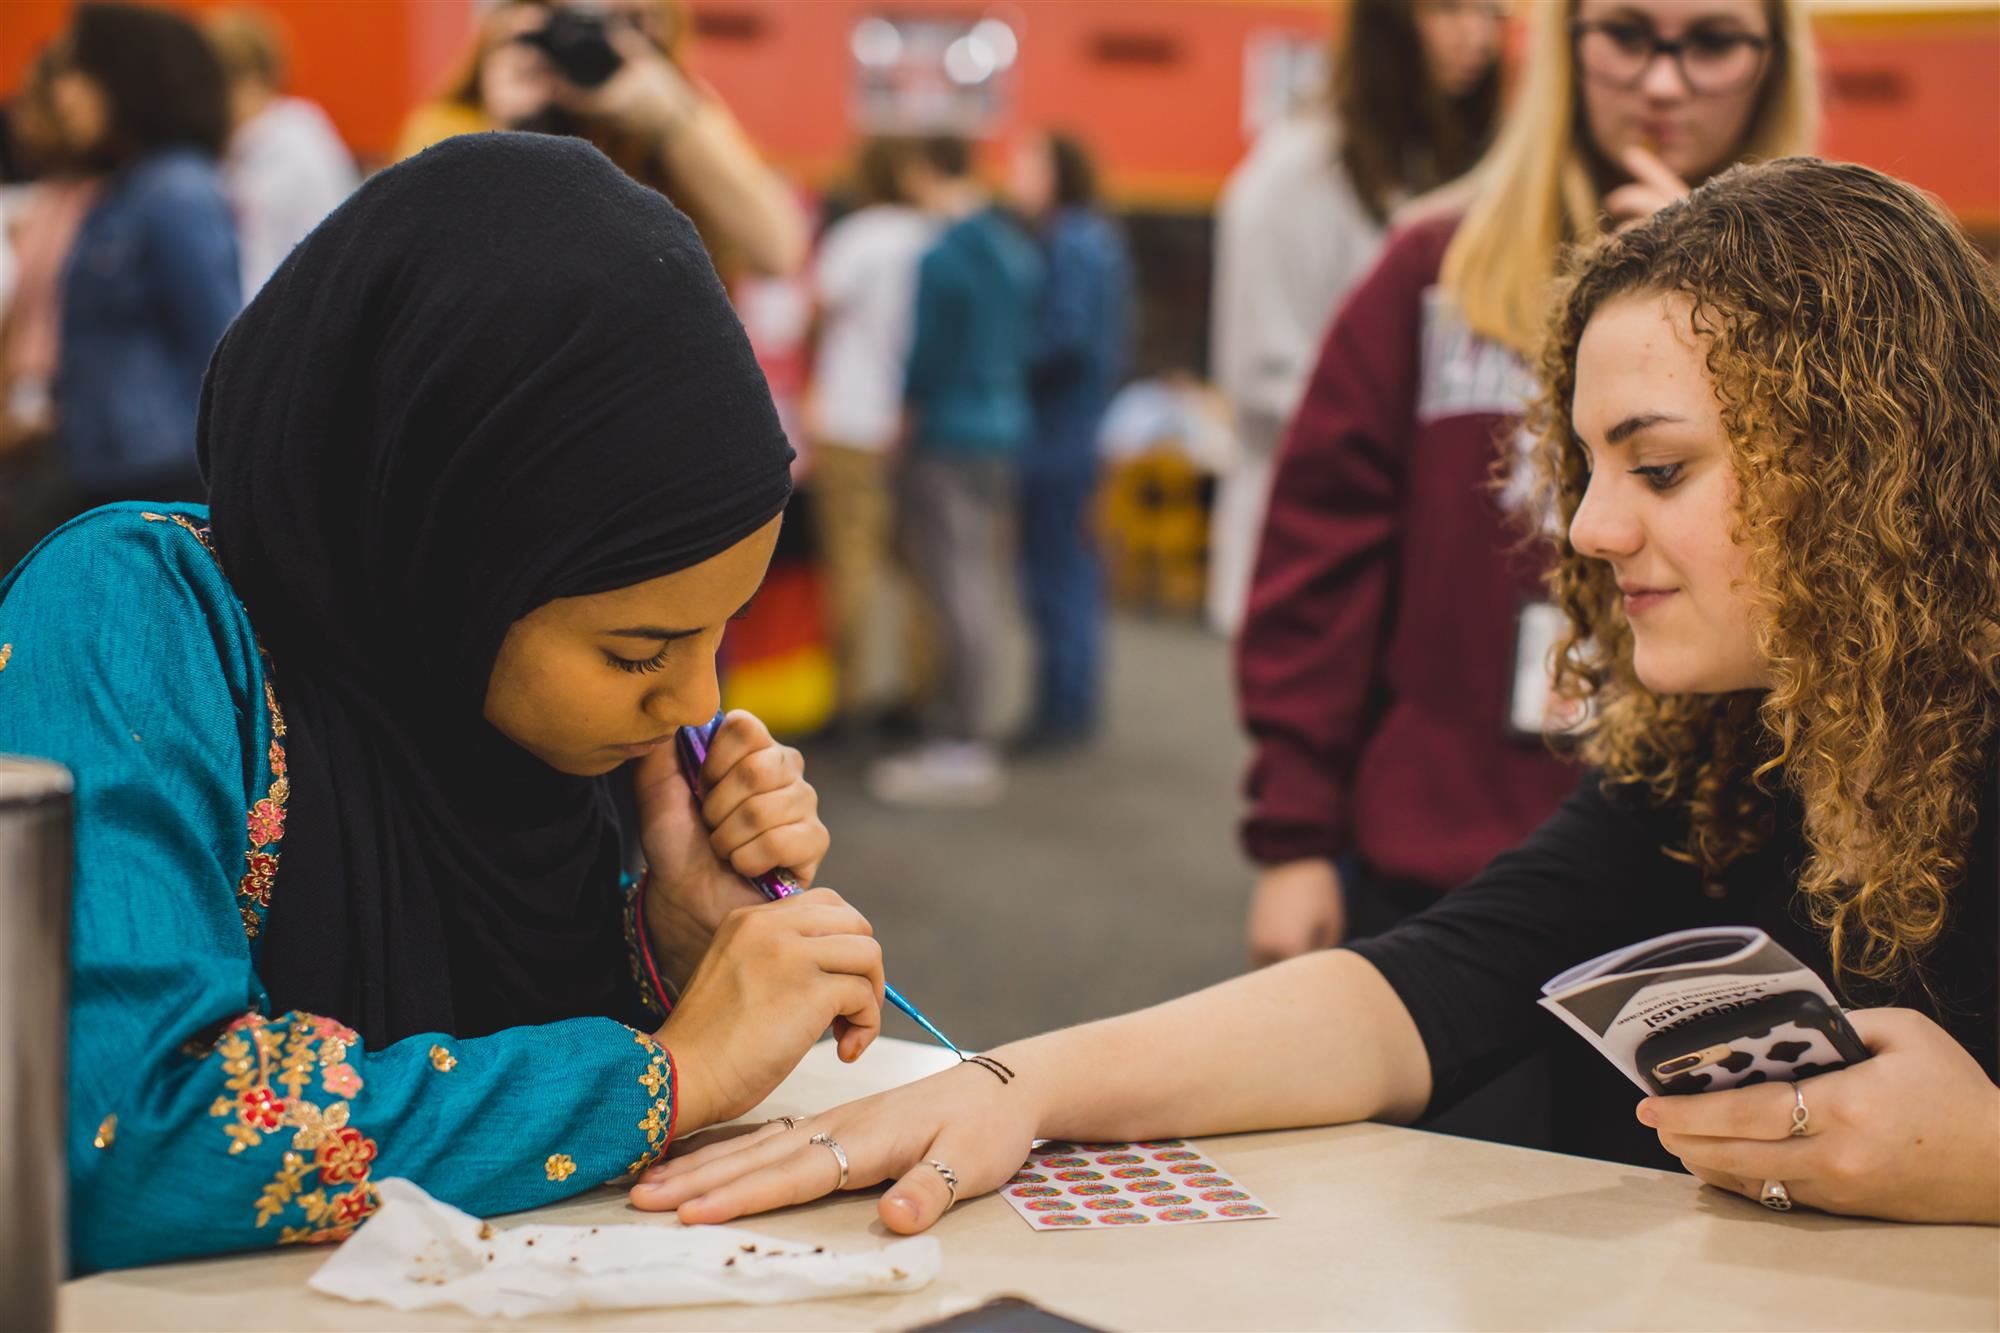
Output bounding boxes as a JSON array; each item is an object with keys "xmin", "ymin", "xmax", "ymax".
[{"xmin": 0, "ymin": 505, "xmax": 675, "ymax": 1274}]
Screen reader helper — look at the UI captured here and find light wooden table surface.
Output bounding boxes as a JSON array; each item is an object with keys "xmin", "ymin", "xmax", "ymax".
[{"xmin": 62, "ymin": 1038, "xmax": 1999, "ymax": 1332}]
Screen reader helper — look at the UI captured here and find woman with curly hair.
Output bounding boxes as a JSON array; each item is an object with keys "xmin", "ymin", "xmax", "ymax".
[{"xmin": 632, "ymin": 158, "xmax": 1998, "ymax": 1230}]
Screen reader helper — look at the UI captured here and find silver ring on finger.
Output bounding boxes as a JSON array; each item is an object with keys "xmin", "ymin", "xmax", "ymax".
[
  {"xmin": 925, "ymin": 1158, "xmax": 959, "ymax": 1211},
  {"xmin": 769, "ymin": 1115, "xmax": 803, "ymax": 1131},
  {"xmin": 1759, "ymin": 1179, "xmax": 1793, "ymax": 1212},
  {"xmin": 810, "ymin": 1132, "xmax": 850, "ymax": 1191},
  {"xmin": 1788, "ymin": 1083, "xmax": 1810, "ymax": 1137}
]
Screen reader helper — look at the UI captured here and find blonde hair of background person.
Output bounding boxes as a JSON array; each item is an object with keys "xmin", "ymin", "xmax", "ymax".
[
  {"xmin": 1437, "ymin": 0, "xmax": 1817, "ymax": 353},
  {"xmin": 393, "ymin": 0, "xmax": 804, "ymax": 278},
  {"xmin": 629, "ymin": 158, "xmax": 1999, "ymax": 1233}
]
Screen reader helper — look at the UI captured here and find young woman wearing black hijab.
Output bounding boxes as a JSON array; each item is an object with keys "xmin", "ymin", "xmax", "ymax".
[{"xmin": 0, "ymin": 133, "xmax": 882, "ymax": 1273}]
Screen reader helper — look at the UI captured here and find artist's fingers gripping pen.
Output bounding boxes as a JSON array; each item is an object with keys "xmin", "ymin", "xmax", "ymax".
[{"xmin": 675, "ymin": 710, "xmax": 966, "ymax": 1059}]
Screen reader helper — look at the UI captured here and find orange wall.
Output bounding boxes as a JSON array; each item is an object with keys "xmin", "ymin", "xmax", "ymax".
[
  {"xmin": 2, "ymin": 1, "xmax": 1995, "ymax": 224},
  {"xmin": 689, "ymin": 0, "xmax": 1334, "ymax": 205},
  {"xmin": 1811, "ymin": 8, "xmax": 2000, "ymax": 229},
  {"xmin": 688, "ymin": 0, "xmax": 1997, "ymax": 222}
]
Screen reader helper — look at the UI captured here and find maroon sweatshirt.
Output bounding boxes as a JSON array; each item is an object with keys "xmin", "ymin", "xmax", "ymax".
[{"xmin": 1236, "ymin": 216, "xmax": 1574, "ymax": 892}]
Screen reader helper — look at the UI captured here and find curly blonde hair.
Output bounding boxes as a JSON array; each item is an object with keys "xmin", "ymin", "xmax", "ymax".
[{"xmin": 1526, "ymin": 158, "xmax": 2000, "ymax": 988}]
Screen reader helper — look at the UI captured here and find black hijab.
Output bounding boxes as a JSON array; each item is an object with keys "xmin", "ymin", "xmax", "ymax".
[{"xmin": 199, "ymin": 134, "xmax": 793, "ymax": 1046}]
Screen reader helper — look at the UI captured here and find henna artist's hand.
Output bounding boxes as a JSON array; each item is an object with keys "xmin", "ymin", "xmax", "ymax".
[
  {"xmin": 633, "ymin": 709, "xmax": 827, "ymax": 988},
  {"xmin": 656, "ymin": 888, "xmax": 885, "ymax": 1134},
  {"xmin": 631, "ymin": 1054, "xmax": 1038, "ymax": 1233}
]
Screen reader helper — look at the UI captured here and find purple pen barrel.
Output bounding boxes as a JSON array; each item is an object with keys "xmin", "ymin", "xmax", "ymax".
[{"xmin": 676, "ymin": 711, "xmax": 803, "ymax": 900}]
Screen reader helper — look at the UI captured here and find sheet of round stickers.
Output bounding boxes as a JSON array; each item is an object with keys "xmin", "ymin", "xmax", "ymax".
[{"xmin": 1001, "ymin": 1140, "xmax": 1277, "ymax": 1231}]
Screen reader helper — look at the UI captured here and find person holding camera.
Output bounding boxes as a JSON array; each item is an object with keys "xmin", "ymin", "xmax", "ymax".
[{"xmin": 395, "ymin": 0, "xmax": 804, "ymax": 280}]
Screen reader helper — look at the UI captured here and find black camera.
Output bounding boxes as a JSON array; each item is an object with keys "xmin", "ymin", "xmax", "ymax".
[{"xmin": 517, "ymin": 10, "xmax": 625, "ymax": 89}]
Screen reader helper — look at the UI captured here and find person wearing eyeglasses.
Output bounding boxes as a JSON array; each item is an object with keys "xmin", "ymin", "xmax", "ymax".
[{"xmin": 1237, "ymin": 0, "xmax": 1811, "ymax": 974}]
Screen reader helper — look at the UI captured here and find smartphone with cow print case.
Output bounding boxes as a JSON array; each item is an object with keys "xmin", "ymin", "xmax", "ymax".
[{"xmin": 1635, "ymin": 990, "xmax": 1871, "ymax": 1096}]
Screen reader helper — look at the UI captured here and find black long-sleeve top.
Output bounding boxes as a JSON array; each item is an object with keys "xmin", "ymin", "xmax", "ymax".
[{"xmin": 1348, "ymin": 752, "xmax": 1998, "ymax": 1168}]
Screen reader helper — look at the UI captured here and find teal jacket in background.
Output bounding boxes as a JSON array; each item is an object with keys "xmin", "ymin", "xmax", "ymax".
[
  {"xmin": 903, "ymin": 204, "xmax": 1044, "ymax": 454},
  {"xmin": 0, "ymin": 506, "xmax": 674, "ymax": 1274}
]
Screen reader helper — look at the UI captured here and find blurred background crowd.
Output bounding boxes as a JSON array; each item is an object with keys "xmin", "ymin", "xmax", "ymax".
[{"xmin": 1, "ymin": 0, "xmax": 1996, "ymax": 1129}]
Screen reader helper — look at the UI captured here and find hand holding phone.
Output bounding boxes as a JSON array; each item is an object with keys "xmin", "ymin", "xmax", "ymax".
[{"xmin": 1636, "ymin": 991, "xmax": 1869, "ymax": 1095}]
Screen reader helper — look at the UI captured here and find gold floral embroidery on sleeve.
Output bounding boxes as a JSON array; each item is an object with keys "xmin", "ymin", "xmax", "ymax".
[
  {"xmin": 545, "ymin": 1154, "xmax": 577, "ymax": 1182},
  {"xmin": 429, "ymin": 1044, "xmax": 457, "ymax": 1073},
  {"xmin": 150, "ymin": 512, "xmax": 291, "ymax": 944},
  {"xmin": 93, "ymin": 1114, "xmax": 116, "ymax": 1149},
  {"xmin": 0, "ymin": 643, "xmax": 12, "ymax": 673},
  {"xmin": 204, "ymin": 1012, "xmax": 380, "ymax": 1244},
  {"xmin": 625, "ymin": 1028, "xmax": 675, "ymax": 1175},
  {"xmin": 234, "ymin": 676, "xmax": 289, "ymax": 940},
  {"xmin": 162, "ymin": 512, "xmax": 218, "ymax": 557}
]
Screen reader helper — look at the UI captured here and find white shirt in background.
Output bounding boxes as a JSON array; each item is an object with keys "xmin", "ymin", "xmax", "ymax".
[
  {"xmin": 1211, "ymin": 108, "xmax": 1388, "ymax": 427},
  {"xmin": 807, "ymin": 203, "xmax": 936, "ymax": 451},
  {"xmin": 222, "ymin": 96, "xmax": 360, "ymax": 299},
  {"xmin": 1206, "ymin": 107, "xmax": 1388, "ymax": 633}
]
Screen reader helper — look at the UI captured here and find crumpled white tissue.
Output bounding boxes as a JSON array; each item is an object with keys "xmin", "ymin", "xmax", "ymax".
[{"xmin": 308, "ymin": 1178, "xmax": 941, "ymax": 1317}]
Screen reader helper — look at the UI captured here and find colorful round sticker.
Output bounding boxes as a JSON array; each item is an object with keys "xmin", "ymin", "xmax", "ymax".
[
  {"xmin": 1151, "ymin": 1150, "xmax": 1200, "ymax": 1162},
  {"xmin": 1136, "ymin": 1139, "xmax": 1186, "ymax": 1149},
  {"xmin": 1009, "ymin": 1171, "xmax": 1048, "ymax": 1185},
  {"xmin": 1097, "ymin": 1211, "xmax": 1151, "ymax": 1225},
  {"xmin": 1218, "ymin": 1203, "xmax": 1268, "ymax": 1217},
  {"xmin": 1109, "ymin": 1166, "xmax": 1161, "ymax": 1179},
  {"xmin": 1025, "ymin": 1198, "xmax": 1076, "ymax": 1212},
  {"xmin": 1052, "ymin": 1169, "xmax": 1104, "ymax": 1182},
  {"xmin": 1083, "ymin": 1196, "xmax": 1137, "ymax": 1211},
  {"xmin": 1096, "ymin": 1153, "xmax": 1144, "ymax": 1165},
  {"xmin": 1139, "ymin": 1192, "xmax": 1192, "ymax": 1207},
  {"xmin": 1200, "ymin": 1188, "xmax": 1251, "ymax": 1203},
  {"xmin": 1184, "ymin": 1175, "xmax": 1232, "ymax": 1188},
  {"xmin": 1039, "ymin": 1144, "xmax": 1080, "ymax": 1156},
  {"xmin": 1040, "ymin": 1156, "xmax": 1088, "ymax": 1168},
  {"xmin": 1157, "ymin": 1207, "xmax": 1208, "ymax": 1222},
  {"xmin": 1039, "ymin": 1213, "xmax": 1091, "ymax": 1228},
  {"xmin": 1167, "ymin": 1162, "xmax": 1211, "ymax": 1175},
  {"xmin": 1068, "ymin": 1183, "xmax": 1120, "ymax": 1196},
  {"xmin": 1009, "ymin": 1185, "xmax": 1060, "ymax": 1198}
]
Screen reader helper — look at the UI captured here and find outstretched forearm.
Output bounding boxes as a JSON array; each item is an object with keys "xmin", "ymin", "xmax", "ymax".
[{"xmin": 992, "ymin": 949, "xmax": 1432, "ymax": 1145}]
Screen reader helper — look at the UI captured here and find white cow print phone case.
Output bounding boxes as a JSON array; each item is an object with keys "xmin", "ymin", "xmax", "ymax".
[{"xmin": 1637, "ymin": 991, "xmax": 1870, "ymax": 1095}]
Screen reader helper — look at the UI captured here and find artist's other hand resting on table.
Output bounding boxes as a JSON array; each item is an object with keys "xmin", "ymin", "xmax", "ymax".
[{"xmin": 634, "ymin": 159, "xmax": 2000, "ymax": 1230}]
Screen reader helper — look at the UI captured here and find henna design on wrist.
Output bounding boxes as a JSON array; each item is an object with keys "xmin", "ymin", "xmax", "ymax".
[{"xmin": 964, "ymin": 1053, "xmax": 1015, "ymax": 1085}]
